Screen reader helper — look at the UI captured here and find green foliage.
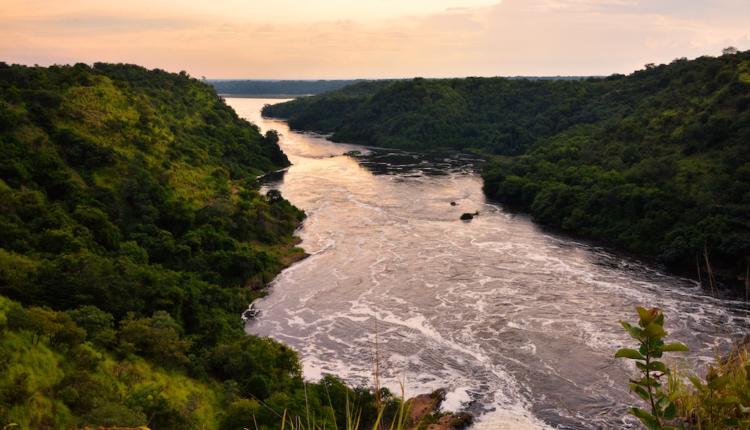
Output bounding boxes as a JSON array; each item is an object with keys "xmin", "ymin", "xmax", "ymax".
[
  {"xmin": 669, "ymin": 347, "xmax": 750, "ymax": 429},
  {"xmin": 66, "ymin": 305, "xmax": 116, "ymax": 348},
  {"xmin": 0, "ymin": 295, "xmax": 225, "ymax": 429},
  {"xmin": 617, "ymin": 308, "xmax": 750, "ymax": 429},
  {"xmin": 263, "ymin": 77, "xmax": 606, "ymax": 153},
  {"xmin": 220, "ymin": 398, "xmax": 262, "ymax": 430},
  {"xmin": 0, "ymin": 63, "xmax": 384, "ymax": 429},
  {"xmin": 266, "ymin": 52, "xmax": 750, "ymax": 284},
  {"xmin": 0, "ymin": 286, "xmax": 393, "ymax": 429},
  {"xmin": 616, "ymin": 307, "xmax": 688, "ymax": 429},
  {"xmin": 0, "ymin": 62, "xmax": 304, "ymax": 341},
  {"xmin": 118, "ymin": 311, "xmax": 192, "ymax": 368},
  {"xmin": 209, "ymin": 79, "xmax": 364, "ymax": 96},
  {"xmin": 485, "ymin": 54, "xmax": 750, "ymax": 282},
  {"xmin": 7, "ymin": 305, "xmax": 85, "ymax": 348},
  {"xmin": 208, "ymin": 336, "xmax": 299, "ymax": 399}
]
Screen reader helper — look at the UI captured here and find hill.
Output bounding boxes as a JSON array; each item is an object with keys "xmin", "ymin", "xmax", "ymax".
[
  {"xmin": 263, "ymin": 52, "xmax": 750, "ymax": 284},
  {"xmin": 208, "ymin": 79, "xmax": 364, "ymax": 97},
  {"xmin": 0, "ymin": 63, "xmax": 386, "ymax": 429}
]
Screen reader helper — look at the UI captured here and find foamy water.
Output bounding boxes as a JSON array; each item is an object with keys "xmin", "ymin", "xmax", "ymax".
[{"xmin": 228, "ymin": 98, "xmax": 750, "ymax": 429}]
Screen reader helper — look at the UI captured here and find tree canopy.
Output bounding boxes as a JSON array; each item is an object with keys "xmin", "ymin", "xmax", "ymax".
[
  {"xmin": 264, "ymin": 51, "xmax": 750, "ymax": 284},
  {"xmin": 0, "ymin": 63, "xmax": 386, "ymax": 429}
]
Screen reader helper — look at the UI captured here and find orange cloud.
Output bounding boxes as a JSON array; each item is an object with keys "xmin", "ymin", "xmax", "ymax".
[{"xmin": 1, "ymin": 0, "xmax": 748, "ymax": 78}]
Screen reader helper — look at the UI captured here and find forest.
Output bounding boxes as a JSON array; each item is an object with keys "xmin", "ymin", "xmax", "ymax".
[
  {"xmin": 263, "ymin": 50, "xmax": 750, "ymax": 286},
  {"xmin": 208, "ymin": 79, "xmax": 364, "ymax": 97},
  {"xmin": 0, "ymin": 63, "xmax": 389, "ymax": 429}
]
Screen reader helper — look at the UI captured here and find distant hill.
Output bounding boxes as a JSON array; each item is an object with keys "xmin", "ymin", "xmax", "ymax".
[
  {"xmin": 208, "ymin": 79, "xmax": 364, "ymax": 96},
  {"xmin": 263, "ymin": 52, "xmax": 750, "ymax": 286},
  {"xmin": 209, "ymin": 77, "xmax": 589, "ymax": 98}
]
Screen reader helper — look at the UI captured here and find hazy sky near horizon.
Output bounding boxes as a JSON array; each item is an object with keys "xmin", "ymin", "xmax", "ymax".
[{"xmin": 2, "ymin": 0, "xmax": 749, "ymax": 78}]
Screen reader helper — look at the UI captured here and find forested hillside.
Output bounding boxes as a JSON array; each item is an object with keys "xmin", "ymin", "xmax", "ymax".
[
  {"xmin": 0, "ymin": 63, "xmax": 385, "ymax": 429},
  {"xmin": 263, "ymin": 51, "xmax": 750, "ymax": 284},
  {"xmin": 209, "ymin": 79, "xmax": 363, "ymax": 96}
]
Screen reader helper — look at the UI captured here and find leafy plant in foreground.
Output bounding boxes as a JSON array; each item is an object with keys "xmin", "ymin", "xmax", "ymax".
[{"xmin": 616, "ymin": 307, "xmax": 689, "ymax": 429}]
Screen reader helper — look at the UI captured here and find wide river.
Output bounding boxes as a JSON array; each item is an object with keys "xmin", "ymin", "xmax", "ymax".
[{"xmin": 229, "ymin": 98, "xmax": 750, "ymax": 429}]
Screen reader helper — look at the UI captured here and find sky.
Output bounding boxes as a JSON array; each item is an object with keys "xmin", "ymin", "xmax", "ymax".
[{"xmin": 2, "ymin": 0, "xmax": 749, "ymax": 79}]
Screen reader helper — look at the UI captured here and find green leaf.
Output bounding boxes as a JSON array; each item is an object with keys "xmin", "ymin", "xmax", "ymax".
[
  {"xmin": 643, "ymin": 322, "xmax": 666, "ymax": 339},
  {"xmin": 630, "ymin": 407, "xmax": 661, "ymax": 430},
  {"xmin": 662, "ymin": 401, "xmax": 676, "ymax": 420},
  {"xmin": 621, "ymin": 321, "xmax": 643, "ymax": 340},
  {"xmin": 656, "ymin": 395, "xmax": 670, "ymax": 410},
  {"xmin": 718, "ymin": 395, "xmax": 741, "ymax": 405},
  {"xmin": 708, "ymin": 373, "xmax": 731, "ymax": 390},
  {"xmin": 627, "ymin": 326, "xmax": 644, "ymax": 340},
  {"xmin": 654, "ymin": 312, "xmax": 664, "ymax": 326},
  {"xmin": 688, "ymin": 375, "xmax": 706, "ymax": 391},
  {"xmin": 629, "ymin": 384, "xmax": 651, "ymax": 402},
  {"xmin": 637, "ymin": 376, "xmax": 661, "ymax": 387},
  {"xmin": 636, "ymin": 307, "xmax": 655, "ymax": 325},
  {"xmin": 661, "ymin": 342, "xmax": 688, "ymax": 352},
  {"xmin": 648, "ymin": 360, "xmax": 668, "ymax": 374},
  {"xmin": 635, "ymin": 361, "xmax": 668, "ymax": 378},
  {"xmin": 615, "ymin": 348, "xmax": 645, "ymax": 360}
]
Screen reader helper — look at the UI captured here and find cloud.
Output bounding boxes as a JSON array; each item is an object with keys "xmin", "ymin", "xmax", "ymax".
[
  {"xmin": 6, "ymin": 15, "xmax": 195, "ymax": 36},
  {"xmin": 0, "ymin": 0, "xmax": 748, "ymax": 78}
]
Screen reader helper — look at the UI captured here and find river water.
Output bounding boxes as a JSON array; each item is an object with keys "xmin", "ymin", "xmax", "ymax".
[{"xmin": 228, "ymin": 98, "xmax": 750, "ymax": 429}]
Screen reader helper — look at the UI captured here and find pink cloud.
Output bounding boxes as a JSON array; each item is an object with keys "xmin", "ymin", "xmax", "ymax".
[{"xmin": 1, "ymin": 0, "xmax": 748, "ymax": 78}]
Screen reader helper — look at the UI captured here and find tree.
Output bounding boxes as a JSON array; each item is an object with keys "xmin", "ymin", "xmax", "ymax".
[
  {"xmin": 8, "ymin": 306, "xmax": 85, "ymax": 347},
  {"xmin": 722, "ymin": 46, "xmax": 739, "ymax": 56},
  {"xmin": 118, "ymin": 311, "xmax": 192, "ymax": 368},
  {"xmin": 67, "ymin": 305, "xmax": 117, "ymax": 347},
  {"xmin": 219, "ymin": 399, "xmax": 261, "ymax": 430}
]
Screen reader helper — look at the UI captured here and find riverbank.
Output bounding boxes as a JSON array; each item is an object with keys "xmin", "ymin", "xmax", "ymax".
[
  {"xmin": 233, "ymin": 97, "xmax": 750, "ymax": 429},
  {"xmin": 260, "ymin": 52, "xmax": 750, "ymax": 293},
  {"xmin": 0, "ymin": 63, "xmax": 369, "ymax": 430}
]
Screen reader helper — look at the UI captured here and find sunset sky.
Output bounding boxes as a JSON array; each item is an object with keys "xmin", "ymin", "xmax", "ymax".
[{"xmin": 2, "ymin": 0, "xmax": 749, "ymax": 79}]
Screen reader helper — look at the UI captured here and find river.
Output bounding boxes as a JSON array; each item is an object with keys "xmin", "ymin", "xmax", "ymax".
[{"xmin": 228, "ymin": 97, "xmax": 750, "ymax": 429}]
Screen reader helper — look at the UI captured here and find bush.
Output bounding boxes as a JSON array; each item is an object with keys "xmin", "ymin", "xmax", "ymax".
[{"xmin": 118, "ymin": 311, "xmax": 192, "ymax": 368}]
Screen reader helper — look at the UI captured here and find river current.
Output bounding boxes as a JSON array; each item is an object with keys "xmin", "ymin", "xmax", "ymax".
[{"xmin": 228, "ymin": 98, "xmax": 750, "ymax": 429}]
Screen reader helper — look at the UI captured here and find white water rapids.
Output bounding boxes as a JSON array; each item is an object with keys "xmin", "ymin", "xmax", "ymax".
[{"xmin": 228, "ymin": 98, "xmax": 750, "ymax": 429}]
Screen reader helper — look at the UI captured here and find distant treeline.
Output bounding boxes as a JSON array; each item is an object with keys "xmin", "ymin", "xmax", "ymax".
[
  {"xmin": 208, "ymin": 79, "xmax": 364, "ymax": 96},
  {"xmin": 208, "ymin": 77, "xmax": 591, "ymax": 97},
  {"xmin": 263, "ymin": 51, "xmax": 750, "ymax": 286}
]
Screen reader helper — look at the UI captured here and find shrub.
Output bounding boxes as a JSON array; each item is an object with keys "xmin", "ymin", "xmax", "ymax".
[{"xmin": 616, "ymin": 307, "xmax": 688, "ymax": 429}]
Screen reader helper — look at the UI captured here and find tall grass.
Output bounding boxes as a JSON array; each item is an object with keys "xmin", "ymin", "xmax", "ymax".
[
  {"xmin": 262, "ymin": 383, "xmax": 412, "ymax": 430},
  {"xmin": 668, "ymin": 343, "xmax": 750, "ymax": 429},
  {"xmin": 618, "ymin": 307, "xmax": 750, "ymax": 429},
  {"xmin": 240, "ymin": 318, "xmax": 419, "ymax": 430}
]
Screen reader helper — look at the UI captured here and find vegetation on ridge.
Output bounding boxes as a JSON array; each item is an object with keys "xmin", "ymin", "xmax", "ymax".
[
  {"xmin": 208, "ymin": 79, "xmax": 365, "ymax": 97},
  {"xmin": 263, "ymin": 50, "xmax": 750, "ymax": 285},
  {"xmin": 0, "ymin": 62, "xmax": 389, "ymax": 429}
]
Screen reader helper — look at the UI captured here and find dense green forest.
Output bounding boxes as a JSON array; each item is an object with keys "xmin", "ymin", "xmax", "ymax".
[
  {"xmin": 0, "ymin": 63, "xmax": 388, "ymax": 429},
  {"xmin": 208, "ymin": 79, "xmax": 364, "ymax": 96},
  {"xmin": 263, "ymin": 51, "xmax": 750, "ymax": 285}
]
